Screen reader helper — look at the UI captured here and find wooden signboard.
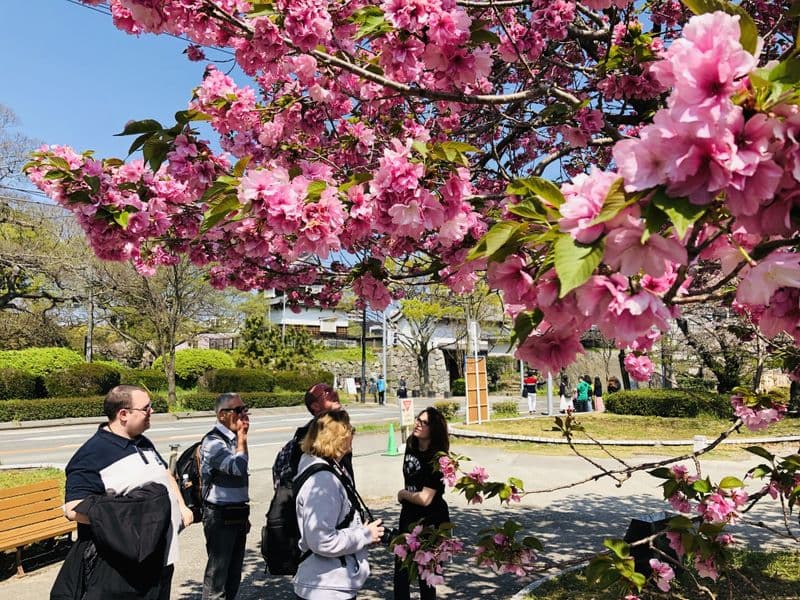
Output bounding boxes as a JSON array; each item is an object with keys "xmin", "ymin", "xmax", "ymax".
[{"xmin": 465, "ymin": 356, "xmax": 489, "ymax": 423}]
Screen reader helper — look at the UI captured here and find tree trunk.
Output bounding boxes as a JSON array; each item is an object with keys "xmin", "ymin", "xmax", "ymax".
[{"xmin": 618, "ymin": 349, "xmax": 631, "ymax": 390}]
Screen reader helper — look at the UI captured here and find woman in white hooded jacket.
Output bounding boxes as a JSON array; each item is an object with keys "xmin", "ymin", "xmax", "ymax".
[{"xmin": 294, "ymin": 410, "xmax": 384, "ymax": 600}]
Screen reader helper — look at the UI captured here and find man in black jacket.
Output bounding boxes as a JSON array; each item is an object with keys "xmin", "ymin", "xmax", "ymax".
[{"xmin": 54, "ymin": 385, "xmax": 193, "ymax": 599}]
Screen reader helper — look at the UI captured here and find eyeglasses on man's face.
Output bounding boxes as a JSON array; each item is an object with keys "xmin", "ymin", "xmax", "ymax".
[
  {"xmin": 128, "ymin": 404, "xmax": 153, "ymax": 413},
  {"xmin": 220, "ymin": 405, "xmax": 249, "ymax": 415}
]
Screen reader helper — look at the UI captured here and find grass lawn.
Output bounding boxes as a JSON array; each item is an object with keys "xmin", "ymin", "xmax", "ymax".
[
  {"xmin": 452, "ymin": 414, "xmax": 799, "ymax": 459},
  {"xmin": 529, "ymin": 550, "xmax": 800, "ymax": 599},
  {"xmin": 461, "ymin": 413, "xmax": 800, "ymax": 441},
  {"xmin": 0, "ymin": 467, "xmax": 65, "ymax": 492}
]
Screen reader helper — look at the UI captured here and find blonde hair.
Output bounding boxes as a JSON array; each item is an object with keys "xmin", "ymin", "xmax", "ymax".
[{"xmin": 300, "ymin": 410, "xmax": 353, "ymax": 459}]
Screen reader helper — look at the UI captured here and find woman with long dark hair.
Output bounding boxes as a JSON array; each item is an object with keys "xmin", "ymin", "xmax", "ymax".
[{"xmin": 393, "ymin": 407, "xmax": 451, "ymax": 600}]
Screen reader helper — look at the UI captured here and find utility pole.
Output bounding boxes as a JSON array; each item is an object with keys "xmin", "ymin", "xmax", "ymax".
[{"xmin": 360, "ymin": 307, "xmax": 367, "ymax": 403}]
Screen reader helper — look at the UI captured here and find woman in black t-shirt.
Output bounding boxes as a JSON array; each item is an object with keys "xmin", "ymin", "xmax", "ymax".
[{"xmin": 394, "ymin": 407, "xmax": 451, "ymax": 600}]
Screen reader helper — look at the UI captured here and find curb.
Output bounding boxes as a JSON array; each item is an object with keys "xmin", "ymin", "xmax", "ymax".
[
  {"xmin": 450, "ymin": 427, "xmax": 800, "ymax": 447},
  {"xmin": 509, "ymin": 563, "xmax": 587, "ymax": 600}
]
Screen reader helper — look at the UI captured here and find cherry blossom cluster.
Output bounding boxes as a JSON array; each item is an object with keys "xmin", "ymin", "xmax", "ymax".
[
  {"xmin": 391, "ymin": 522, "xmax": 464, "ymax": 587},
  {"xmin": 473, "ymin": 521, "xmax": 541, "ymax": 577}
]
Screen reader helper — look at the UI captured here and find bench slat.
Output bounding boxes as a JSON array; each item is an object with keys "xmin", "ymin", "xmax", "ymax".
[
  {"xmin": 1, "ymin": 506, "xmax": 66, "ymax": 533},
  {"xmin": 0, "ymin": 520, "xmax": 75, "ymax": 552},
  {"xmin": 0, "ymin": 480, "xmax": 59, "ymax": 499},
  {"xmin": 0, "ymin": 492, "xmax": 61, "ymax": 515}
]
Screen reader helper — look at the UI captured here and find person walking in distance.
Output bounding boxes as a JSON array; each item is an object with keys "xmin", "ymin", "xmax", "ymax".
[
  {"xmin": 523, "ymin": 371, "xmax": 538, "ymax": 414},
  {"xmin": 272, "ymin": 382, "xmax": 353, "ymax": 489},
  {"xmin": 394, "ymin": 407, "xmax": 451, "ymax": 600},
  {"xmin": 199, "ymin": 393, "xmax": 250, "ymax": 600}
]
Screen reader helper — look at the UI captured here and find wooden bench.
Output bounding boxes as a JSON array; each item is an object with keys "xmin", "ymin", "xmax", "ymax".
[{"xmin": 0, "ymin": 479, "xmax": 76, "ymax": 576}]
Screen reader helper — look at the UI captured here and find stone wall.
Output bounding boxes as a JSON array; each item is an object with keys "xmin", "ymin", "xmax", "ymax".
[{"xmin": 387, "ymin": 346, "xmax": 450, "ymax": 395}]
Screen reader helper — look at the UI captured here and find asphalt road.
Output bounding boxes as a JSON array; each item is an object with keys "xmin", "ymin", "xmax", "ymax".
[{"xmin": 0, "ymin": 403, "xmax": 403, "ymax": 467}]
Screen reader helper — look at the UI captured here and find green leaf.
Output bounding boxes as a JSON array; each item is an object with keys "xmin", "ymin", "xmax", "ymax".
[
  {"xmin": 718, "ymin": 476, "xmax": 744, "ymax": 489},
  {"xmin": 127, "ymin": 132, "xmax": 155, "ymax": 156},
  {"xmin": 142, "ymin": 138, "xmax": 171, "ymax": 172},
  {"xmin": 603, "ymin": 538, "xmax": 630, "ymax": 559},
  {"xmin": 115, "ymin": 119, "xmax": 162, "ymax": 137},
  {"xmin": 553, "ymin": 233, "xmax": 604, "ymax": 298},
  {"xmin": 338, "ymin": 172, "xmax": 373, "ymax": 193},
  {"xmin": 201, "ymin": 194, "xmax": 241, "ymax": 234},
  {"xmin": 506, "ymin": 177, "xmax": 565, "ymax": 208},
  {"xmin": 586, "ymin": 556, "xmax": 615, "ymax": 586},
  {"xmin": 667, "ymin": 515, "xmax": 694, "ymax": 530},
  {"xmin": 590, "ymin": 178, "xmax": 630, "ymax": 226},
  {"xmin": 112, "ymin": 210, "xmax": 131, "ymax": 228},
  {"xmin": 467, "ymin": 221, "xmax": 524, "ymax": 261},
  {"xmin": 510, "ymin": 309, "xmax": 542, "ymax": 346},
  {"xmin": 174, "ymin": 109, "xmax": 212, "ymax": 124},
  {"xmin": 431, "ymin": 141, "xmax": 479, "ymax": 167},
  {"xmin": 648, "ymin": 467, "xmax": 673, "ymax": 479},
  {"xmin": 232, "ymin": 156, "xmax": 251, "ymax": 178},
  {"xmin": 411, "ymin": 140, "xmax": 429, "ymax": 158},
  {"xmin": 680, "ymin": 0, "xmax": 758, "ymax": 55},
  {"xmin": 470, "ymin": 28, "xmax": 501, "ymax": 46},
  {"xmin": 650, "ymin": 189, "xmax": 706, "ymax": 238},
  {"xmin": 692, "ymin": 479, "xmax": 712, "ymax": 494},
  {"xmin": 47, "ymin": 156, "xmax": 72, "ymax": 172},
  {"xmin": 507, "ymin": 200, "xmax": 545, "ymax": 220},
  {"xmin": 747, "ymin": 465, "xmax": 772, "ymax": 479}
]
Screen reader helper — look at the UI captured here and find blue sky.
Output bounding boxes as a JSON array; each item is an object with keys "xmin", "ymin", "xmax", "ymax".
[{"xmin": 2, "ymin": 0, "xmax": 231, "ymax": 158}]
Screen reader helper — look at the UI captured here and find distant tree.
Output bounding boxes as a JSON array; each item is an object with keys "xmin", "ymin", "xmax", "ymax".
[{"xmin": 236, "ymin": 315, "xmax": 317, "ymax": 370}]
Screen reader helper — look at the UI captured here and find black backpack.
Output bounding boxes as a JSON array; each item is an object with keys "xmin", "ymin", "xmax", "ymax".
[
  {"xmin": 261, "ymin": 462, "xmax": 364, "ymax": 576},
  {"xmin": 172, "ymin": 428, "xmax": 224, "ymax": 523}
]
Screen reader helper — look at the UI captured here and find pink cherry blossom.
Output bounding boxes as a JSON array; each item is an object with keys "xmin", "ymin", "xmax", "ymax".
[
  {"xmin": 623, "ymin": 353, "xmax": 654, "ymax": 382},
  {"xmin": 649, "ymin": 559, "xmax": 675, "ymax": 592}
]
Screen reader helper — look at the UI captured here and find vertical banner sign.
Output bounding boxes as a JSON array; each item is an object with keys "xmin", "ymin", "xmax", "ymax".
[
  {"xmin": 400, "ymin": 397, "xmax": 415, "ymax": 429},
  {"xmin": 465, "ymin": 356, "xmax": 489, "ymax": 424}
]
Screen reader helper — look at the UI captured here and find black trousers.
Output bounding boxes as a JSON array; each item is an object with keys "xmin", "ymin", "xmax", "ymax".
[
  {"xmin": 394, "ymin": 557, "xmax": 436, "ymax": 600},
  {"xmin": 202, "ymin": 504, "xmax": 249, "ymax": 600}
]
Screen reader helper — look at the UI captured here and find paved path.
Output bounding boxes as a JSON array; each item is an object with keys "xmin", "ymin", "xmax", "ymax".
[{"xmin": 1, "ymin": 425, "xmax": 792, "ymax": 599}]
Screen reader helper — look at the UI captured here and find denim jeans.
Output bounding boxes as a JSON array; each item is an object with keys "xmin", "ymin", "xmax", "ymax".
[{"xmin": 202, "ymin": 504, "xmax": 249, "ymax": 600}]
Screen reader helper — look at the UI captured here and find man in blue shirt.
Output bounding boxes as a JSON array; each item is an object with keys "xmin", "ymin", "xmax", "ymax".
[{"xmin": 199, "ymin": 393, "xmax": 250, "ymax": 600}]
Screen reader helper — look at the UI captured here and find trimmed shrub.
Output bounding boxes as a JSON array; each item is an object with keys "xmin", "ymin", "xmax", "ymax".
[
  {"xmin": 200, "ymin": 368, "xmax": 276, "ymax": 393},
  {"xmin": 0, "ymin": 394, "xmax": 167, "ymax": 422},
  {"xmin": 180, "ymin": 391, "xmax": 302, "ymax": 411},
  {"xmin": 44, "ymin": 363, "xmax": 121, "ymax": 398},
  {"xmin": 272, "ymin": 369, "xmax": 334, "ymax": 392},
  {"xmin": 120, "ymin": 368, "xmax": 169, "ymax": 391},
  {"xmin": 605, "ymin": 389, "xmax": 733, "ymax": 418},
  {"xmin": 492, "ymin": 400, "xmax": 519, "ymax": 417},
  {"xmin": 152, "ymin": 349, "xmax": 235, "ymax": 388},
  {"xmin": 0, "ymin": 347, "xmax": 84, "ymax": 378},
  {"xmin": 450, "ymin": 378, "xmax": 465, "ymax": 396},
  {"xmin": 91, "ymin": 359, "xmax": 126, "ymax": 373},
  {"xmin": 0, "ymin": 368, "xmax": 43, "ymax": 400},
  {"xmin": 433, "ymin": 400, "xmax": 460, "ymax": 421}
]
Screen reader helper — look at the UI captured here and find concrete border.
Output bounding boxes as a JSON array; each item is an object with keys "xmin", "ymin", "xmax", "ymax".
[{"xmin": 450, "ymin": 426, "xmax": 800, "ymax": 447}]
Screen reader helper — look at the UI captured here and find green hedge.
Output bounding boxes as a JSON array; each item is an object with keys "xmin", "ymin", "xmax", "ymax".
[
  {"xmin": 272, "ymin": 369, "xmax": 334, "ymax": 392},
  {"xmin": 433, "ymin": 400, "xmax": 460, "ymax": 421},
  {"xmin": 200, "ymin": 368, "xmax": 276, "ymax": 393},
  {"xmin": 0, "ymin": 394, "xmax": 168, "ymax": 422},
  {"xmin": 605, "ymin": 389, "xmax": 733, "ymax": 418},
  {"xmin": 152, "ymin": 349, "xmax": 235, "ymax": 388},
  {"xmin": 450, "ymin": 378, "xmax": 465, "ymax": 396},
  {"xmin": 120, "ymin": 368, "xmax": 169, "ymax": 391},
  {"xmin": 0, "ymin": 347, "xmax": 84, "ymax": 378},
  {"xmin": 44, "ymin": 363, "xmax": 121, "ymax": 398},
  {"xmin": 0, "ymin": 368, "xmax": 43, "ymax": 400},
  {"xmin": 180, "ymin": 391, "xmax": 303, "ymax": 411},
  {"xmin": 492, "ymin": 400, "xmax": 519, "ymax": 417}
]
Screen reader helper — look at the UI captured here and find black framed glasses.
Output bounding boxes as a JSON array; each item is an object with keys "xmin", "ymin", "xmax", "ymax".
[
  {"xmin": 220, "ymin": 405, "xmax": 249, "ymax": 415},
  {"xmin": 128, "ymin": 404, "xmax": 153, "ymax": 413},
  {"xmin": 415, "ymin": 417, "xmax": 429, "ymax": 426}
]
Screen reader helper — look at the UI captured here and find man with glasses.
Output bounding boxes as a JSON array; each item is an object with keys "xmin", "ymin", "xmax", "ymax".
[
  {"xmin": 57, "ymin": 385, "xmax": 193, "ymax": 598},
  {"xmin": 199, "ymin": 392, "xmax": 251, "ymax": 599},
  {"xmin": 271, "ymin": 382, "xmax": 353, "ymax": 490}
]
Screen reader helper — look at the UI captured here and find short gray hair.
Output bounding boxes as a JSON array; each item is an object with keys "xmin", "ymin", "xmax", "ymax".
[{"xmin": 215, "ymin": 392, "xmax": 241, "ymax": 413}]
